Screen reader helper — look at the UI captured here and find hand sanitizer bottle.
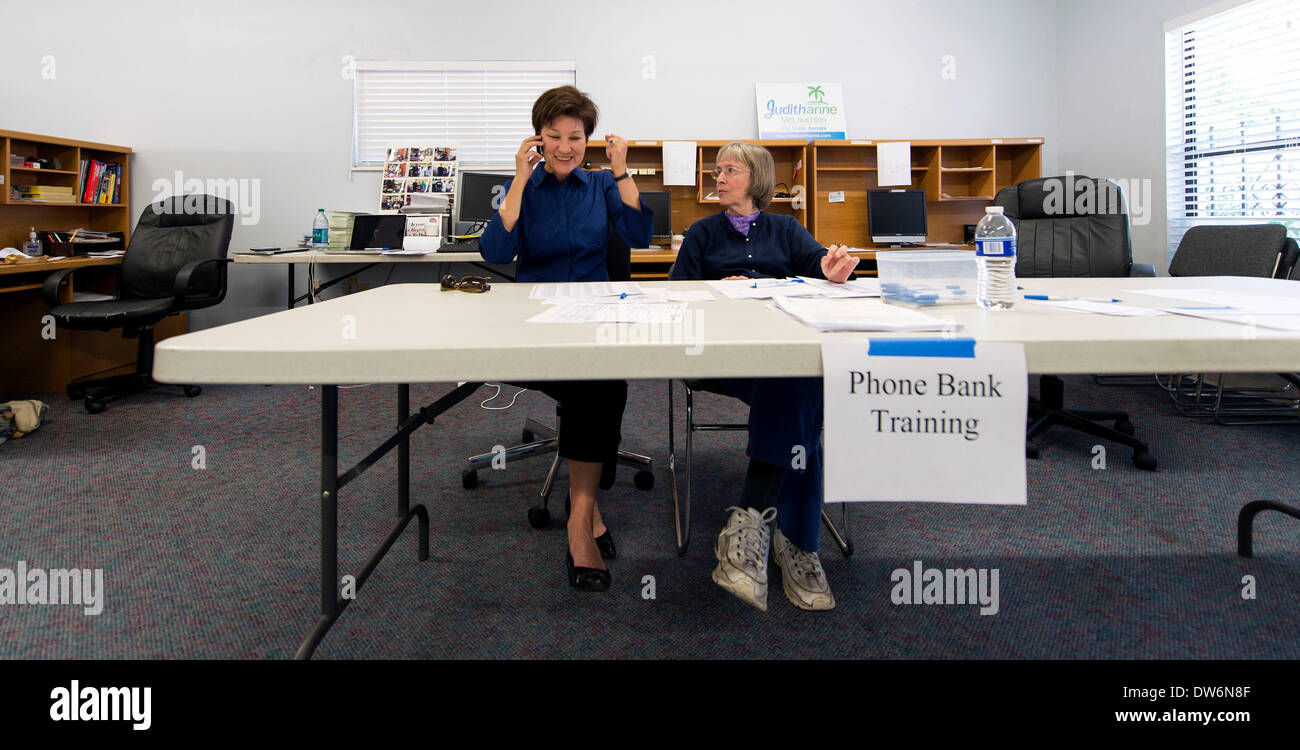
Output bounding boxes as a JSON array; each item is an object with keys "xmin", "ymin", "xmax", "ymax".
[{"xmin": 23, "ymin": 227, "xmax": 42, "ymax": 256}]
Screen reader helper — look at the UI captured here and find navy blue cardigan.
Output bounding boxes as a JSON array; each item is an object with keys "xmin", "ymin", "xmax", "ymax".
[{"xmin": 668, "ymin": 211, "xmax": 827, "ymax": 280}]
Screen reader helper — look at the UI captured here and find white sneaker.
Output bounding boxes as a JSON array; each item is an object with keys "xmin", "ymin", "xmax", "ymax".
[
  {"xmin": 712, "ymin": 506, "xmax": 777, "ymax": 611},
  {"xmin": 772, "ymin": 527, "xmax": 835, "ymax": 611}
]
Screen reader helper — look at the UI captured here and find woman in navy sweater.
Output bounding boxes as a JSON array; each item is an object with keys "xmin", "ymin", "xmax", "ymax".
[
  {"xmin": 670, "ymin": 142, "xmax": 857, "ymax": 612},
  {"xmin": 480, "ymin": 86, "xmax": 652, "ymax": 592}
]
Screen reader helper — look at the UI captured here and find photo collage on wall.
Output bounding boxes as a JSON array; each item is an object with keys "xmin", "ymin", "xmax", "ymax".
[{"xmin": 380, "ymin": 145, "xmax": 459, "ymax": 212}]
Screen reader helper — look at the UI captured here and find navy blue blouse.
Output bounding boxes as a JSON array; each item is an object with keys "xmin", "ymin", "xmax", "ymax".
[
  {"xmin": 480, "ymin": 166, "xmax": 653, "ymax": 283},
  {"xmin": 668, "ymin": 211, "xmax": 827, "ymax": 281}
]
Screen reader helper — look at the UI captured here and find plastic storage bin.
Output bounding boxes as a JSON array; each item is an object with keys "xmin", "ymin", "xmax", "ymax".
[{"xmin": 876, "ymin": 249, "xmax": 979, "ymax": 307}]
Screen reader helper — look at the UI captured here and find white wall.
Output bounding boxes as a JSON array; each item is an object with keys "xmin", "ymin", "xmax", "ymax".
[
  {"xmin": 1055, "ymin": 0, "xmax": 1220, "ymax": 272},
  {"xmin": 3, "ymin": 0, "xmax": 1061, "ymax": 326}
]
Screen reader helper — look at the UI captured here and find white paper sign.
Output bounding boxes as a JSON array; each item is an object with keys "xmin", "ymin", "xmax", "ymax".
[
  {"xmin": 822, "ymin": 338, "xmax": 1027, "ymax": 504},
  {"xmin": 877, "ymin": 142, "xmax": 912, "ymax": 187},
  {"xmin": 662, "ymin": 141, "xmax": 697, "ymax": 186},
  {"xmin": 755, "ymin": 83, "xmax": 847, "ymax": 138}
]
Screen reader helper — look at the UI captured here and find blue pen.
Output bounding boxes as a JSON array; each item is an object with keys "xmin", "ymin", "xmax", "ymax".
[
  {"xmin": 1025, "ymin": 294, "xmax": 1122, "ymax": 303},
  {"xmin": 620, "ymin": 292, "xmax": 628, "ymax": 299}
]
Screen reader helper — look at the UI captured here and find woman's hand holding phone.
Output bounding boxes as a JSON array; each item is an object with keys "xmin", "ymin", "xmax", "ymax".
[{"xmin": 515, "ymin": 134, "xmax": 544, "ymax": 180}]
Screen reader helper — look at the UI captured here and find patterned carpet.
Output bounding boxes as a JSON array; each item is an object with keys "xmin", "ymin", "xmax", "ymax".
[{"xmin": 1, "ymin": 376, "xmax": 1298, "ymax": 659}]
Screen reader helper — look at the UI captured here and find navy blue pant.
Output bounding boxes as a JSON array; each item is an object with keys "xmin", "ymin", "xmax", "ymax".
[{"xmin": 714, "ymin": 377, "xmax": 823, "ymax": 552}]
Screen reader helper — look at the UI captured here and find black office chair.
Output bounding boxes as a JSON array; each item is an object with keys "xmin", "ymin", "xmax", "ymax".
[
  {"xmin": 1162, "ymin": 224, "xmax": 1300, "ymax": 423},
  {"xmin": 43, "ymin": 195, "xmax": 234, "ymax": 413},
  {"xmin": 462, "ymin": 220, "xmax": 655, "ymax": 528},
  {"xmin": 995, "ymin": 176, "xmax": 1157, "ymax": 470}
]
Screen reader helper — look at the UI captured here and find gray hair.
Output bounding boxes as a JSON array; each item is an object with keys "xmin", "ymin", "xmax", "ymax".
[{"xmin": 717, "ymin": 141, "xmax": 775, "ymax": 210}]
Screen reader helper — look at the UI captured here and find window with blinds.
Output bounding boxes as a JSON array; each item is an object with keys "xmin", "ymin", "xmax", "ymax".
[
  {"xmin": 352, "ymin": 61, "xmax": 576, "ymax": 170},
  {"xmin": 1164, "ymin": 0, "xmax": 1300, "ymax": 260}
]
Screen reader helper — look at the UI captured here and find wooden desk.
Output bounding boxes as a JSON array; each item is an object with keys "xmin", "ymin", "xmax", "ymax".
[{"xmin": 0, "ymin": 255, "xmax": 185, "ymax": 396}]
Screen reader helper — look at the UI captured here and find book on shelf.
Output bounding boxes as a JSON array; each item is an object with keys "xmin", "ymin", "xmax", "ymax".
[
  {"xmin": 11, "ymin": 185, "xmax": 77, "ymax": 203},
  {"xmin": 78, "ymin": 160, "xmax": 122, "ymax": 204}
]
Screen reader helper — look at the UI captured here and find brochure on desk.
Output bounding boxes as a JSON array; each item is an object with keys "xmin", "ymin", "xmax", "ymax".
[{"xmin": 381, "ymin": 144, "xmax": 458, "ymax": 212}]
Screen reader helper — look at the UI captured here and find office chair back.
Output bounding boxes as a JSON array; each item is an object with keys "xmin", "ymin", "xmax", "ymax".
[
  {"xmin": 995, "ymin": 175, "xmax": 1132, "ymax": 278},
  {"xmin": 1168, "ymin": 224, "xmax": 1293, "ymax": 278},
  {"xmin": 604, "ymin": 220, "xmax": 632, "ymax": 282},
  {"xmin": 122, "ymin": 195, "xmax": 235, "ymax": 300}
]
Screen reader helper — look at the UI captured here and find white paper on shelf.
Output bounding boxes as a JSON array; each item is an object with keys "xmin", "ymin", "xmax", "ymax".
[
  {"xmin": 877, "ymin": 142, "xmax": 912, "ymax": 186},
  {"xmin": 529, "ymin": 282, "xmax": 644, "ymax": 299},
  {"xmin": 773, "ymin": 296, "xmax": 962, "ymax": 332},
  {"xmin": 526, "ymin": 302, "xmax": 687, "ymax": 324},
  {"xmin": 1038, "ymin": 300, "xmax": 1167, "ymax": 317},
  {"xmin": 1161, "ymin": 307, "xmax": 1300, "ymax": 331},
  {"xmin": 795, "ymin": 276, "xmax": 882, "ymax": 298},
  {"xmin": 1128, "ymin": 288, "xmax": 1300, "ymax": 314},
  {"xmin": 662, "ymin": 141, "xmax": 697, "ymax": 186},
  {"xmin": 706, "ymin": 279, "xmax": 823, "ymax": 300}
]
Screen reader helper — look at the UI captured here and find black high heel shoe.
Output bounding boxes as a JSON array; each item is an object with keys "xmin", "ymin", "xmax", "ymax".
[
  {"xmin": 566, "ymin": 493, "xmax": 616, "ymax": 560},
  {"xmin": 566, "ymin": 552, "xmax": 611, "ymax": 592}
]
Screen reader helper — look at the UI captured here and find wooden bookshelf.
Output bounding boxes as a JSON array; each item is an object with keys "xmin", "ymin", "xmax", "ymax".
[
  {"xmin": 585, "ymin": 138, "xmax": 810, "ymax": 279},
  {"xmin": 807, "ymin": 138, "xmax": 1044, "ymax": 263},
  {"xmin": 0, "ymin": 129, "xmax": 185, "ymax": 396}
]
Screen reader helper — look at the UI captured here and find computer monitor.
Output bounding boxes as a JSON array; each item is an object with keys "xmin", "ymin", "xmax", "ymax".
[
  {"xmin": 640, "ymin": 190, "xmax": 672, "ymax": 238},
  {"xmin": 868, "ymin": 189, "xmax": 927, "ymax": 245},
  {"xmin": 456, "ymin": 171, "xmax": 511, "ymax": 224}
]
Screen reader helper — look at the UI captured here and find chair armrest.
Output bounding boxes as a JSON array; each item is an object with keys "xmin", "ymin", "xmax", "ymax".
[
  {"xmin": 42, "ymin": 267, "xmax": 104, "ymax": 309},
  {"xmin": 1130, "ymin": 263, "xmax": 1156, "ymax": 278},
  {"xmin": 173, "ymin": 257, "xmax": 233, "ymax": 310}
]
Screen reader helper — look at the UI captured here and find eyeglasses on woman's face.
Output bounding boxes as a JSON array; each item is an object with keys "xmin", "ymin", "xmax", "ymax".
[{"xmin": 710, "ymin": 165, "xmax": 750, "ymax": 180}]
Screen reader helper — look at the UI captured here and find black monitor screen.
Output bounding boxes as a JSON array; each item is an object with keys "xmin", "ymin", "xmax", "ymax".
[
  {"xmin": 867, "ymin": 189, "xmax": 927, "ymax": 241},
  {"xmin": 457, "ymin": 171, "xmax": 511, "ymax": 224},
  {"xmin": 640, "ymin": 190, "xmax": 671, "ymax": 237},
  {"xmin": 349, "ymin": 214, "xmax": 407, "ymax": 250}
]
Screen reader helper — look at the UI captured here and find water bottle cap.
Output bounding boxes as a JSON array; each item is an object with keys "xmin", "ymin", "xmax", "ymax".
[{"xmin": 986, "ymin": 206, "xmax": 1004, "ymax": 214}]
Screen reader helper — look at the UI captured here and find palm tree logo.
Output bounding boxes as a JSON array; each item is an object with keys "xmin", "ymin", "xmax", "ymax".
[{"xmin": 807, "ymin": 85, "xmax": 827, "ymax": 103}]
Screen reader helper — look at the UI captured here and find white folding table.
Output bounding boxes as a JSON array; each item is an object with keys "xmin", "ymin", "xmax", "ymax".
[{"xmin": 153, "ymin": 276, "xmax": 1300, "ymax": 658}]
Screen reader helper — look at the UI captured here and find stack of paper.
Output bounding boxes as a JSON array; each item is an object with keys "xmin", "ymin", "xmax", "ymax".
[
  {"xmin": 773, "ymin": 296, "xmax": 961, "ymax": 332},
  {"xmin": 328, "ymin": 211, "xmax": 364, "ymax": 251}
]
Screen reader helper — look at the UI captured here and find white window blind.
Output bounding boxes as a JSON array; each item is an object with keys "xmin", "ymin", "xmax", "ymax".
[
  {"xmin": 1164, "ymin": 0, "xmax": 1300, "ymax": 261},
  {"xmin": 352, "ymin": 61, "xmax": 576, "ymax": 170}
]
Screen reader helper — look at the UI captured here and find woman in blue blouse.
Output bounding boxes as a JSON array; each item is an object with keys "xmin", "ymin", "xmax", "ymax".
[
  {"xmin": 480, "ymin": 86, "xmax": 652, "ymax": 592},
  {"xmin": 670, "ymin": 142, "xmax": 857, "ymax": 612}
]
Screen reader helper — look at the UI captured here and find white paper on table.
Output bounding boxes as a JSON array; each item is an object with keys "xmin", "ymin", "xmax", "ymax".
[
  {"xmin": 1128, "ymin": 288, "xmax": 1300, "ymax": 314},
  {"xmin": 877, "ymin": 142, "xmax": 912, "ymax": 186},
  {"xmin": 662, "ymin": 141, "xmax": 697, "ymax": 186},
  {"xmin": 381, "ymin": 247, "xmax": 435, "ymax": 256},
  {"xmin": 0, "ymin": 248, "xmax": 32, "ymax": 260},
  {"xmin": 529, "ymin": 282, "xmax": 644, "ymax": 299},
  {"xmin": 773, "ymin": 296, "xmax": 962, "ymax": 332},
  {"xmin": 822, "ymin": 338, "xmax": 1027, "ymax": 505},
  {"xmin": 542, "ymin": 288, "xmax": 670, "ymax": 305},
  {"xmin": 706, "ymin": 279, "xmax": 823, "ymax": 300},
  {"xmin": 1038, "ymin": 299, "xmax": 1166, "ymax": 317},
  {"xmin": 526, "ymin": 302, "xmax": 686, "ymax": 324},
  {"xmin": 663, "ymin": 289, "xmax": 716, "ymax": 303},
  {"xmin": 1161, "ymin": 307, "xmax": 1300, "ymax": 331},
  {"xmin": 795, "ymin": 276, "xmax": 882, "ymax": 298}
]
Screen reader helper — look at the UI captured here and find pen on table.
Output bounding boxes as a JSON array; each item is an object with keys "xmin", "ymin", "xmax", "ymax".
[{"xmin": 1024, "ymin": 294, "xmax": 1123, "ymax": 303}]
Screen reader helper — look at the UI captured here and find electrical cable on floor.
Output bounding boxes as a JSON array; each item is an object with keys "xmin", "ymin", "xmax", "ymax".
[{"xmin": 479, "ymin": 383, "xmax": 528, "ymax": 410}]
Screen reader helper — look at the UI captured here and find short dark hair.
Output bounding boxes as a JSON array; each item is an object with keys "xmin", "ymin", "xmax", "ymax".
[{"xmin": 532, "ymin": 85, "xmax": 599, "ymax": 137}]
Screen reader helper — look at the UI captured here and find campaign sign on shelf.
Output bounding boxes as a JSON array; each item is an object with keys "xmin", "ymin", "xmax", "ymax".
[
  {"xmin": 755, "ymin": 83, "xmax": 847, "ymax": 139},
  {"xmin": 821, "ymin": 338, "xmax": 1027, "ymax": 505}
]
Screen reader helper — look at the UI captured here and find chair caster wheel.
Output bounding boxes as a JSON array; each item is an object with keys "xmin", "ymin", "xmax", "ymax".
[
  {"xmin": 85, "ymin": 399, "xmax": 105, "ymax": 414},
  {"xmin": 522, "ymin": 429, "xmax": 534, "ymax": 443},
  {"xmin": 184, "ymin": 385, "xmax": 202, "ymax": 397},
  {"xmin": 527, "ymin": 506, "xmax": 550, "ymax": 529},
  {"xmin": 67, "ymin": 385, "xmax": 86, "ymax": 400},
  {"xmin": 461, "ymin": 470, "xmax": 478, "ymax": 489},
  {"xmin": 1026, "ymin": 442, "xmax": 1040, "ymax": 459},
  {"xmin": 1133, "ymin": 450, "xmax": 1157, "ymax": 471},
  {"xmin": 634, "ymin": 470, "xmax": 655, "ymax": 490},
  {"xmin": 1115, "ymin": 419, "xmax": 1135, "ymax": 436}
]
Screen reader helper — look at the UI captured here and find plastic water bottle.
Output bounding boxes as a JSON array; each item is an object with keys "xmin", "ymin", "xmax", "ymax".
[
  {"xmin": 975, "ymin": 206, "xmax": 1016, "ymax": 309},
  {"xmin": 312, "ymin": 208, "xmax": 329, "ymax": 248}
]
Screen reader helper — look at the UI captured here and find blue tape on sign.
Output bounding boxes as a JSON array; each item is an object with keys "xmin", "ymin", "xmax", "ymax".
[{"xmin": 868, "ymin": 338, "xmax": 976, "ymax": 358}]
